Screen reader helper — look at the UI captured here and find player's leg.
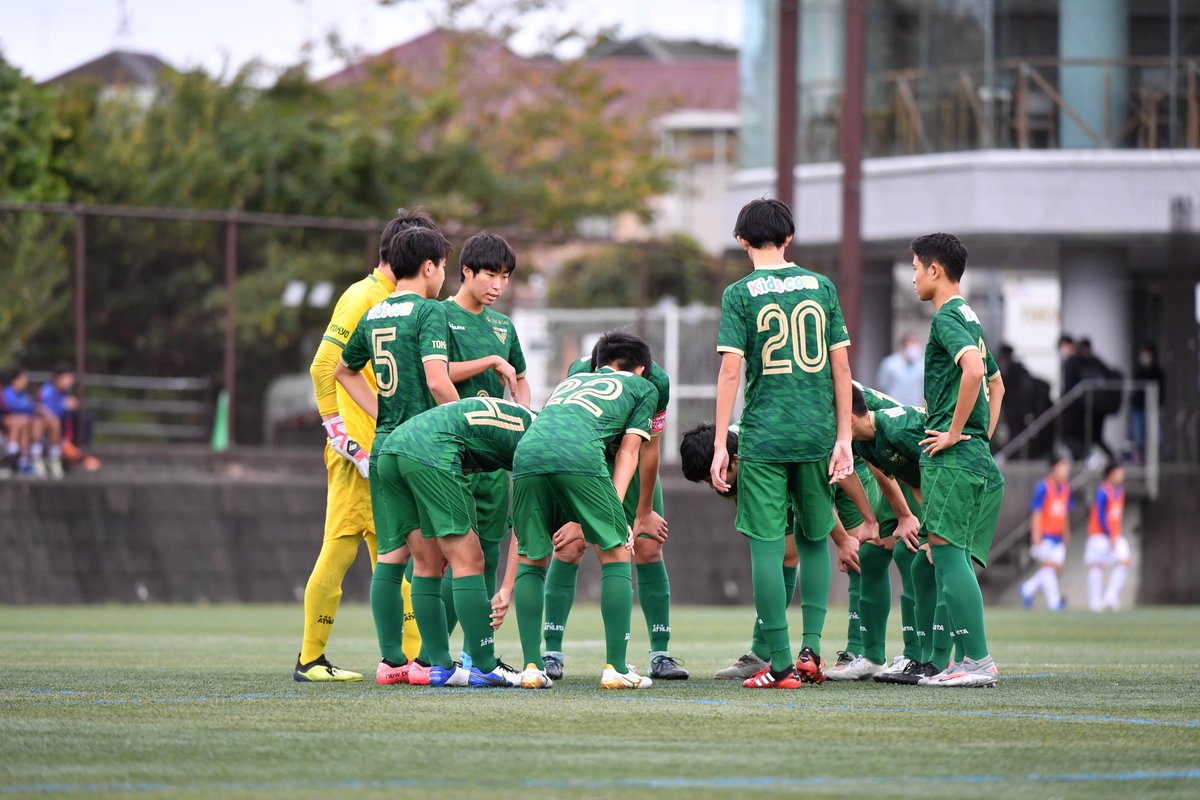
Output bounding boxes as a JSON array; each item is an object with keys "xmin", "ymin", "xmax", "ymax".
[
  {"xmin": 511, "ymin": 476, "xmax": 556, "ymax": 687},
  {"xmin": 790, "ymin": 461, "xmax": 838, "ymax": 684},
  {"xmin": 1103, "ymin": 536, "xmax": 1131, "ymax": 610},
  {"xmin": 629, "ymin": 478, "xmax": 685, "ymax": 679},
  {"xmin": 736, "ymin": 460, "xmax": 803, "ymax": 688},
  {"xmin": 368, "ymin": 454, "xmax": 420, "ymax": 684},
  {"xmin": 717, "ymin": 536, "xmax": 796, "ymax": 680},
  {"xmin": 542, "ymin": 526, "xmax": 585, "ymax": 680},
  {"xmin": 853, "ymin": 541, "xmax": 894, "ymax": 672},
  {"xmin": 1085, "ymin": 534, "xmax": 1109, "ymax": 611},
  {"xmin": 448, "ymin": 470, "xmax": 512, "ymax": 666},
  {"xmin": 437, "ymin": 529, "xmax": 520, "ymax": 688},
  {"xmin": 294, "ymin": 448, "xmax": 372, "ymax": 682}
]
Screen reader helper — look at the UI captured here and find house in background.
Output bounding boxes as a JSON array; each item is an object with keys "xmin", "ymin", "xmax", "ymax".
[{"xmin": 43, "ymin": 49, "xmax": 172, "ymax": 104}]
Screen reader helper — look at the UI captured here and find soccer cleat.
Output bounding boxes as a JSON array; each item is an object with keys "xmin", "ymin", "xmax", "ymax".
[
  {"xmin": 600, "ymin": 663, "xmax": 653, "ymax": 689},
  {"xmin": 871, "ymin": 656, "xmax": 912, "ymax": 683},
  {"xmin": 48, "ymin": 458, "xmax": 65, "ymax": 480},
  {"xmin": 459, "ymin": 650, "xmax": 474, "ymax": 671},
  {"xmin": 468, "ymin": 659, "xmax": 522, "ymax": 687},
  {"xmin": 826, "ymin": 655, "xmax": 886, "ymax": 682},
  {"xmin": 428, "ymin": 663, "xmax": 470, "ymax": 687},
  {"xmin": 935, "ymin": 656, "xmax": 1000, "ymax": 688},
  {"xmin": 742, "ymin": 666, "xmax": 804, "ymax": 689},
  {"xmin": 918, "ymin": 661, "xmax": 963, "ymax": 686},
  {"xmin": 649, "ymin": 655, "xmax": 689, "ymax": 680},
  {"xmin": 713, "ymin": 653, "xmax": 768, "ymax": 680},
  {"xmin": 542, "ymin": 652, "xmax": 564, "ymax": 681},
  {"xmin": 795, "ymin": 647, "xmax": 827, "ymax": 684},
  {"xmin": 824, "ymin": 650, "xmax": 856, "ymax": 679},
  {"xmin": 406, "ymin": 661, "xmax": 433, "ymax": 686},
  {"xmin": 520, "ymin": 663, "xmax": 554, "ymax": 689},
  {"xmin": 293, "ymin": 654, "xmax": 363, "ymax": 683},
  {"xmin": 375, "ymin": 659, "xmax": 410, "ymax": 685},
  {"xmin": 1020, "ymin": 588, "xmax": 1034, "ymax": 609},
  {"xmin": 31, "ymin": 457, "xmax": 48, "ymax": 479}
]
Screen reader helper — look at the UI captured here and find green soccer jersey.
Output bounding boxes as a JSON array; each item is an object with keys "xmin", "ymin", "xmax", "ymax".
[
  {"xmin": 444, "ymin": 299, "xmax": 527, "ymax": 399},
  {"xmin": 568, "ymin": 356, "xmax": 670, "ymax": 437},
  {"xmin": 512, "ymin": 367, "xmax": 658, "ymax": 479},
  {"xmin": 851, "ymin": 380, "xmax": 903, "ymax": 469},
  {"xmin": 921, "ymin": 296, "xmax": 1000, "ymax": 476},
  {"xmin": 869, "ymin": 405, "xmax": 926, "ymax": 489},
  {"xmin": 717, "ymin": 264, "xmax": 850, "ymax": 462},
  {"xmin": 342, "ymin": 291, "xmax": 449, "ymax": 441},
  {"xmin": 379, "ymin": 397, "xmax": 535, "ymax": 473}
]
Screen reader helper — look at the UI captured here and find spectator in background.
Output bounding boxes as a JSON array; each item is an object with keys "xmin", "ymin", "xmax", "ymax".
[
  {"xmin": 40, "ymin": 365, "xmax": 91, "ymax": 456},
  {"xmin": 2, "ymin": 367, "xmax": 64, "ymax": 478},
  {"xmin": 1019, "ymin": 456, "xmax": 1072, "ymax": 611},
  {"xmin": 1085, "ymin": 463, "xmax": 1128, "ymax": 611},
  {"xmin": 996, "ymin": 344, "xmax": 1032, "ymax": 449},
  {"xmin": 875, "ymin": 333, "xmax": 925, "ymax": 406},
  {"xmin": 1076, "ymin": 339, "xmax": 1121, "ymax": 464},
  {"xmin": 1130, "ymin": 343, "xmax": 1165, "ymax": 463}
]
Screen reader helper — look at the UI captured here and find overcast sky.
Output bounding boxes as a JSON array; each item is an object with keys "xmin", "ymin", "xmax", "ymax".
[{"xmin": 1, "ymin": 0, "xmax": 744, "ymax": 82}]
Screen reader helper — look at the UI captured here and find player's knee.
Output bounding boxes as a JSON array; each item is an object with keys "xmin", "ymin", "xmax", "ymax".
[
  {"xmin": 633, "ymin": 537, "xmax": 662, "ymax": 563},
  {"xmin": 596, "ymin": 543, "xmax": 631, "ymax": 564},
  {"xmin": 554, "ymin": 539, "xmax": 587, "ymax": 563}
]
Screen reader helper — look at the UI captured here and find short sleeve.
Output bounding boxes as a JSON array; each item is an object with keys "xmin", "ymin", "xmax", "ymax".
[
  {"xmin": 323, "ymin": 290, "xmax": 362, "ymax": 350},
  {"xmin": 341, "ymin": 313, "xmax": 372, "ymax": 371},
  {"xmin": 932, "ymin": 310, "xmax": 978, "ymax": 366},
  {"xmin": 509, "ymin": 327, "xmax": 528, "ymax": 378},
  {"xmin": 825, "ymin": 279, "xmax": 851, "ymax": 351},
  {"xmin": 625, "ymin": 382, "xmax": 659, "ymax": 441},
  {"xmin": 985, "ymin": 348, "xmax": 1001, "ymax": 380},
  {"xmin": 716, "ymin": 285, "xmax": 747, "ymax": 357},
  {"xmin": 419, "ymin": 302, "xmax": 450, "ymax": 363},
  {"xmin": 1029, "ymin": 481, "xmax": 1047, "ymax": 511}
]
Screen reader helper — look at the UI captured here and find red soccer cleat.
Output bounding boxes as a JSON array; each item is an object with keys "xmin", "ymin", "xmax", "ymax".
[
  {"xmin": 376, "ymin": 659, "xmax": 410, "ymax": 685},
  {"xmin": 795, "ymin": 648, "xmax": 827, "ymax": 684},
  {"xmin": 742, "ymin": 666, "xmax": 804, "ymax": 689},
  {"xmin": 406, "ymin": 661, "xmax": 432, "ymax": 686}
]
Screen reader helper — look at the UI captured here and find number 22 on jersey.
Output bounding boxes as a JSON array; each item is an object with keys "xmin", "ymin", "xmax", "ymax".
[{"xmin": 545, "ymin": 376, "xmax": 624, "ymax": 417}]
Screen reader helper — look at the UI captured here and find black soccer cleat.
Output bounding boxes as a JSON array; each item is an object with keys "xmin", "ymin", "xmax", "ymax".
[{"xmin": 649, "ymin": 654, "xmax": 689, "ymax": 680}]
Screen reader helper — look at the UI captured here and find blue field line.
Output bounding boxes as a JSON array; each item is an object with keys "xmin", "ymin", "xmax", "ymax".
[{"xmin": 4, "ymin": 770, "xmax": 1200, "ymax": 795}]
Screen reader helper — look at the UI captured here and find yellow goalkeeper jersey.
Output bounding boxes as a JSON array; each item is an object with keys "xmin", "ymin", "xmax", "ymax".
[{"xmin": 310, "ymin": 268, "xmax": 395, "ymax": 447}]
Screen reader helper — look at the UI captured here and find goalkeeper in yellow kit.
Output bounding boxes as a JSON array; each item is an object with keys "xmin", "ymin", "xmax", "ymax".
[{"xmin": 292, "ymin": 209, "xmax": 438, "ymax": 682}]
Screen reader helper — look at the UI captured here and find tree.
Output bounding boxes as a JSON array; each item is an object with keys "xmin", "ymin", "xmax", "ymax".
[{"xmin": 546, "ymin": 235, "xmax": 723, "ymax": 309}]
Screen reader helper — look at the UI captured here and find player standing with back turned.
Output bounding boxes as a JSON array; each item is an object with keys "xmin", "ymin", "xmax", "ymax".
[{"xmin": 710, "ymin": 198, "xmax": 858, "ymax": 689}]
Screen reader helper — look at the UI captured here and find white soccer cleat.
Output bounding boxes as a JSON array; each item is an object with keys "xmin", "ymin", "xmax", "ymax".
[
  {"xmin": 918, "ymin": 661, "xmax": 962, "ymax": 686},
  {"xmin": 519, "ymin": 663, "xmax": 554, "ymax": 689},
  {"xmin": 826, "ymin": 655, "xmax": 887, "ymax": 682},
  {"xmin": 823, "ymin": 650, "xmax": 856, "ymax": 680},
  {"xmin": 600, "ymin": 663, "xmax": 653, "ymax": 690},
  {"xmin": 937, "ymin": 656, "xmax": 999, "ymax": 688}
]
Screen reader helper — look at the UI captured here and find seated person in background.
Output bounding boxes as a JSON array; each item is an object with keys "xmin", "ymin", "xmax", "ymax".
[
  {"xmin": 2, "ymin": 367, "xmax": 63, "ymax": 479},
  {"xmin": 40, "ymin": 366, "xmax": 91, "ymax": 463}
]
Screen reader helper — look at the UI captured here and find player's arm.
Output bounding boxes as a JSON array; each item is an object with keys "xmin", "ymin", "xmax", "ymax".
[
  {"xmin": 1063, "ymin": 493, "xmax": 1073, "ymax": 545},
  {"xmin": 829, "ymin": 345, "xmax": 854, "ymax": 482},
  {"xmin": 828, "ymin": 512, "xmax": 861, "ymax": 574},
  {"xmin": 987, "ymin": 373, "xmax": 1005, "ymax": 439},
  {"xmin": 334, "ymin": 359, "xmax": 378, "ymax": 420},
  {"xmin": 838, "ymin": 469, "xmax": 879, "ymax": 543},
  {"xmin": 612, "ymin": 433, "xmax": 645, "ymax": 504},
  {"xmin": 923, "ymin": 348, "xmax": 984, "ymax": 456},
  {"xmin": 711, "ymin": 351, "xmax": 742, "ymax": 492},
  {"xmin": 424, "ymin": 360, "xmax": 460, "ymax": 406},
  {"xmin": 489, "ymin": 537, "xmax": 520, "ymax": 630},
  {"xmin": 448, "ymin": 356, "xmax": 517, "ymax": 396},
  {"xmin": 868, "ymin": 461, "xmax": 919, "ymax": 551},
  {"xmin": 1096, "ymin": 490, "xmax": 1111, "ymax": 538},
  {"xmin": 632, "ymin": 435, "xmax": 667, "ymax": 541},
  {"xmin": 1028, "ymin": 482, "xmax": 1045, "ymax": 546},
  {"xmin": 511, "ymin": 375, "xmax": 531, "ymax": 407}
]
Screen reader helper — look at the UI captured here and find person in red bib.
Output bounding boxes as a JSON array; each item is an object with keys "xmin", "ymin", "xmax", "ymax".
[
  {"xmin": 1020, "ymin": 456, "xmax": 1073, "ymax": 610},
  {"xmin": 1085, "ymin": 463, "xmax": 1129, "ymax": 611}
]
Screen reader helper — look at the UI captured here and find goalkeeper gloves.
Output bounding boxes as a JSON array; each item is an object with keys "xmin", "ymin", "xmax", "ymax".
[{"xmin": 323, "ymin": 415, "xmax": 370, "ymax": 479}]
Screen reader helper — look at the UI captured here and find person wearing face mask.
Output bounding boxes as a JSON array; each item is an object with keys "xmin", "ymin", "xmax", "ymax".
[
  {"xmin": 876, "ymin": 333, "xmax": 926, "ymax": 408},
  {"xmin": 1130, "ymin": 343, "xmax": 1165, "ymax": 463}
]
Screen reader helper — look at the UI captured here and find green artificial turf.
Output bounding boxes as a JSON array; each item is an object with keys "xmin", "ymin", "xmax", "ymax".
[{"xmin": 2, "ymin": 604, "xmax": 1198, "ymax": 799}]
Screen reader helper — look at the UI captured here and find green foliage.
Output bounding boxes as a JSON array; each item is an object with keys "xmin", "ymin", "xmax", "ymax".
[{"xmin": 547, "ymin": 235, "xmax": 723, "ymax": 309}]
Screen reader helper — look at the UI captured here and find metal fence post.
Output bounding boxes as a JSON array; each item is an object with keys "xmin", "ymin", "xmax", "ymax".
[
  {"xmin": 73, "ymin": 205, "xmax": 86, "ymax": 396},
  {"xmin": 224, "ymin": 216, "xmax": 238, "ymax": 447}
]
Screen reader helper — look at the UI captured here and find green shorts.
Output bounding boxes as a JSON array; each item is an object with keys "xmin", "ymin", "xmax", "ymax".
[
  {"xmin": 376, "ymin": 454, "xmax": 477, "ymax": 553},
  {"xmin": 512, "ymin": 473, "xmax": 627, "ymax": 560},
  {"xmin": 620, "ymin": 469, "xmax": 665, "ymax": 536},
  {"xmin": 468, "ymin": 469, "xmax": 511, "ymax": 544},
  {"xmin": 921, "ymin": 465, "xmax": 1003, "ymax": 567},
  {"xmin": 736, "ymin": 459, "xmax": 835, "ymax": 543},
  {"xmin": 833, "ymin": 460, "xmax": 881, "ymax": 532}
]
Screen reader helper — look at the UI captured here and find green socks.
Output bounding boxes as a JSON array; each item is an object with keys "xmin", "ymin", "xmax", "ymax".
[
  {"xmin": 481, "ymin": 539, "xmax": 502, "ymax": 598},
  {"xmin": 857, "ymin": 543, "xmax": 893, "ymax": 665},
  {"xmin": 452, "ymin": 574, "xmax": 497, "ymax": 673},
  {"xmin": 932, "ymin": 544, "xmax": 987, "ymax": 660},
  {"xmin": 845, "ymin": 570, "xmax": 863, "ymax": 657},
  {"xmin": 514, "ymin": 563, "xmax": 547, "ymax": 667},
  {"xmin": 749, "ymin": 537, "xmax": 792, "ymax": 672},
  {"xmin": 751, "ymin": 565, "xmax": 796, "ymax": 661},
  {"xmin": 892, "ymin": 544, "xmax": 921, "ymax": 662},
  {"xmin": 543, "ymin": 558, "xmax": 579, "ymax": 654},
  {"xmin": 410, "ymin": 576, "xmax": 452, "ymax": 669},
  {"xmin": 635, "ymin": 561, "xmax": 672, "ymax": 653},
  {"xmin": 796, "ymin": 535, "xmax": 831, "ymax": 656},
  {"xmin": 912, "ymin": 551, "xmax": 937, "ymax": 663},
  {"xmin": 370, "ymin": 561, "xmax": 408, "ymax": 665},
  {"xmin": 441, "ymin": 567, "xmax": 459, "ymax": 637},
  {"xmin": 600, "ymin": 562, "xmax": 634, "ymax": 672}
]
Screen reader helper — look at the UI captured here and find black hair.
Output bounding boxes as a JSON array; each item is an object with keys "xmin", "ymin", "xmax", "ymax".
[
  {"xmin": 594, "ymin": 331, "xmax": 651, "ymax": 375},
  {"xmin": 1058, "ymin": 334, "xmax": 1074, "ymax": 347},
  {"xmin": 733, "ymin": 198, "xmax": 794, "ymax": 249},
  {"xmin": 51, "ymin": 363, "xmax": 73, "ymax": 377},
  {"xmin": 910, "ymin": 232, "xmax": 967, "ymax": 282},
  {"xmin": 459, "ymin": 232, "xmax": 516, "ymax": 282},
  {"xmin": 378, "ymin": 207, "xmax": 439, "ymax": 262},
  {"xmin": 851, "ymin": 383, "xmax": 868, "ymax": 417},
  {"xmin": 1048, "ymin": 454, "xmax": 1070, "ymax": 470},
  {"xmin": 679, "ymin": 422, "xmax": 738, "ymax": 483},
  {"xmin": 1140, "ymin": 341, "xmax": 1158, "ymax": 357},
  {"xmin": 384, "ymin": 226, "xmax": 452, "ymax": 279},
  {"xmin": 1102, "ymin": 461, "xmax": 1122, "ymax": 480}
]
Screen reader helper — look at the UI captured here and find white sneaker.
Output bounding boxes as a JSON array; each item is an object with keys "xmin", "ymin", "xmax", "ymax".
[
  {"xmin": 48, "ymin": 458, "xmax": 65, "ymax": 480},
  {"xmin": 823, "ymin": 650, "xmax": 856, "ymax": 680},
  {"xmin": 519, "ymin": 663, "xmax": 553, "ymax": 689},
  {"xmin": 31, "ymin": 458, "xmax": 48, "ymax": 479},
  {"xmin": 938, "ymin": 656, "xmax": 999, "ymax": 688},
  {"xmin": 826, "ymin": 655, "xmax": 886, "ymax": 681},
  {"xmin": 918, "ymin": 661, "xmax": 962, "ymax": 686},
  {"xmin": 600, "ymin": 663, "xmax": 653, "ymax": 689}
]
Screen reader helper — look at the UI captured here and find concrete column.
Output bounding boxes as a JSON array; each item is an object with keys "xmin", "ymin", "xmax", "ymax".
[
  {"xmin": 1060, "ymin": 245, "xmax": 1130, "ymax": 451},
  {"xmin": 852, "ymin": 259, "xmax": 894, "ymax": 385},
  {"xmin": 1059, "ymin": 0, "xmax": 1128, "ymax": 147}
]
